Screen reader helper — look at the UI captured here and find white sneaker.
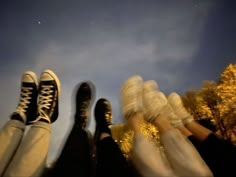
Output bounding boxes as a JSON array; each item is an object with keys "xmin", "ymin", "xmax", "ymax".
[
  {"xmin": 120, "ymin": 75, "xmax": 143, "ymax": 119},
  {"xmin": 143, "ymin": 80, "xmax": 158, "ymax": 119},
  {"xmin": 168, "ymin": 92, "xmax": 194, "ymax": 125},
  {"xmin": 143, "ymin": 89, "xmax": 167, "ymax": 122},
  {"xmin": 143, "ymin": 80, "xmax": 159, "ymax": 92}
]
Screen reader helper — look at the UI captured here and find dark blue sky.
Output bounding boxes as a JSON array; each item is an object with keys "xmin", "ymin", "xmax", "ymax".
[{"xmin": 0, "ymin": 0, "xmax": 235, "ymax": 162}]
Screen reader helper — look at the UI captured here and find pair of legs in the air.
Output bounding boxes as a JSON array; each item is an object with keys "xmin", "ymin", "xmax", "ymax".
[
  {"xmin": 167, "ymin": 92, "xmax": 236, "ymax": 177},
  {"xmin": 0, "ymin": 70, "xmax": 61, "ymax": 177},
  {"xmin": 49, "ymin": 82, "xmax": 132, "ymax": 177},
  {"xmin": 121, "ymin": 76, "xmax": 213, "ymax": 177}
]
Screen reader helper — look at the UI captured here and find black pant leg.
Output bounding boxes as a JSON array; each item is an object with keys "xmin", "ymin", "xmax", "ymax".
[
  {"xmin": 203, "ymin": 134, "xmax": 236, "ymax": 177},
  {"xmin": 188, "ymin": 135, "xmax": 219, "ymax": 176},
  {"xmin": 50, "ymin": 124, "xmax": 93, "ymax": 177},
  {"xmin": 96, "ymin": 137, "xmax": 133, "ymax": 177},
  {"xmin": 188, "ymin": 134, "xmax": 236, "ymax": 177}
]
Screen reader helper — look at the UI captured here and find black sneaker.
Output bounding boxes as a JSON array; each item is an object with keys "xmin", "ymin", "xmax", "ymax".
[
  {"xmin": 74, "ymin": 81, "xmax": 95, "ymax": 129},
  {"xmin": 34, "ymin": 69, "xmax": 61, "ymax": 124},
  {"xmin": 94, "ymin": 98, "xmax": 112, "ymax": 141},
  {"xmin": 11, "ymin": 71, "xmax": 38, "ymax": 124}
]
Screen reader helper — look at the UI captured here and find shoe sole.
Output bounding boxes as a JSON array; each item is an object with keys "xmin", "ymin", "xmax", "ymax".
[
  {"xmin": 24, "ymin": 71, "xmax": 38, "ymax": 86},
  {"xmin": 42, "ymin": 69, "xmax": 61, "ymax": 96}
]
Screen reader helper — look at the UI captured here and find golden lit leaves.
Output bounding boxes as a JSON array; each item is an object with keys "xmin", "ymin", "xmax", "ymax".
[
  {"xmin": 110, "ymin": 121, "xmax": 162, "ymax": 158},
  {"xmin": 183, "ymin": 63, "xmax": 236, "ymax": 142}
]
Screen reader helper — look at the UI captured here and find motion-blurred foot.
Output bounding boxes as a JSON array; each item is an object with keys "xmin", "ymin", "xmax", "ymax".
[
  {"xmin": 120, "ymin": 75, "xmax": 143, "ymax": 119},
  {"xmin": 168, "ymin": 92, "xmax": 194, "ymax": 126},
  {"xmin": 74, "ymin": 81, "xmax": 95, "ymax": 128},
  {"xmin": 94, "ymin": 98, "xmax": 112, "ymax": 141}
]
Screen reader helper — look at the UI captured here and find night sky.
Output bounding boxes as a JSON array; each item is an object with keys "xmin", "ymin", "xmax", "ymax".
[{"xmin": 0, "ymin": 0, "xmax": 236, "ymax": 163}]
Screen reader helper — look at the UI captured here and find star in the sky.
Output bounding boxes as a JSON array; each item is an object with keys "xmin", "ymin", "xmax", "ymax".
[{"xmin": 38, "ymin": 21, "xmax": 41, "ymax": 25}]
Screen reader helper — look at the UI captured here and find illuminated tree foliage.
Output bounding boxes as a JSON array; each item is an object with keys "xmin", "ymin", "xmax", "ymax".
[
  {"xmin": 110, "ymin": 122, "xmax": 162, "ymax": 159},
  {"xmin": 182, "ymin": 87, "xmax": 213, "ymax": 121},
  {"xmin": 183, "ymin": 64, "xmax": 236, "ymax": 142},
  {"xmin": 216, "ymin": 64, "xmax": 236, "ymax": 142}
]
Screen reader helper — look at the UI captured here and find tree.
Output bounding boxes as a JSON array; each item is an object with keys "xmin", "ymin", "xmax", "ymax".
[
  {"xmin": 182, "ymin": 87, "xmax": 213, "ymax": 121},
  {"xmin": 110, "ymin": 121, "xmax": 162, "ymax": 159},
  {"xmin": 183, "ymin": 64, "xmax": 236, "ymax": 141},
  {"xmin": 216, "ymin": 64, "xmax": 236, "ymax": 139},
  {"xmin": 198, "ymin": 80, "xmax": 224, "ymax": 136}
]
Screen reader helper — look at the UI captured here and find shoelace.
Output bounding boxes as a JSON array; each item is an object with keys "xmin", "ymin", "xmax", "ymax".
[
  {"xmin": 16, "ymin": 87, "xmax": 33, "ymax": 118},
  {"xmin": 34, "ymin": 85, "xmax": 54, "ymax": 122}
]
